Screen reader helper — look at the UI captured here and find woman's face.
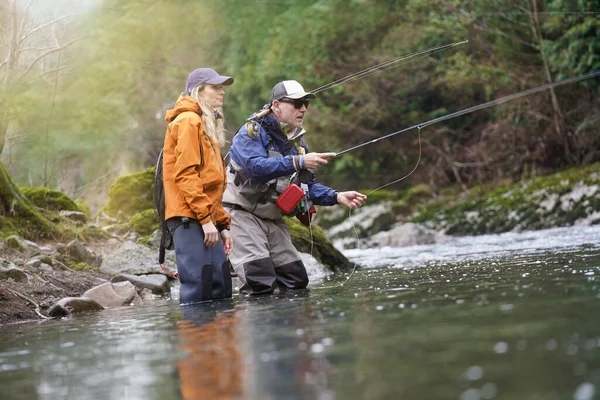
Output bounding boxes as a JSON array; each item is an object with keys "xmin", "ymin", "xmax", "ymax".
[{"xmin": 200, "ymin": 84, "xmax": 225, "ymax": 109}]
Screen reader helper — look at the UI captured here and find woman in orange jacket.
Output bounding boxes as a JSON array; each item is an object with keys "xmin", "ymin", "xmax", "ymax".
[{"xmin": 162, "ymin": 68, "xmax": 234, "ymax": 304}]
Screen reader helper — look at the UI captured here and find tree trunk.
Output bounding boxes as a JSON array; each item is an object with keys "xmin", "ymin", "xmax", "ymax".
[
  {"xmin": 529, "ymin": 0, "xmax": 572, "ymax": 162},
  {"xmin": 0, "ymin": 161, "xmax": 58, "ymax": 239}
]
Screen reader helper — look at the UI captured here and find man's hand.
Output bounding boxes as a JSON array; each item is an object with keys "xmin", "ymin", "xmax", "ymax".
[
  {"xmin": 336, "ymin": 191, "xmax": 367, "ymax": 209},
  {"xmin": 303, "ymin": 152, "xmax": 336, "ymax": 169},
  {"xmin": 221, "ymin": 230, "xmax": 233, "ymax": 255},
  {"xmin": 202, "ymin": 220, "xmax": 219, "ymax": 247}
]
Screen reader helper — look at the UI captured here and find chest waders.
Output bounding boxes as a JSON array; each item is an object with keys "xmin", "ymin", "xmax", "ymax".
[
  {"xmin": 222, "ymin": 132, "xmax": 310, "ymax": 295},
  {"xmin": 165, "ymin": 136, "xmax": 233, "ymax": 305}
]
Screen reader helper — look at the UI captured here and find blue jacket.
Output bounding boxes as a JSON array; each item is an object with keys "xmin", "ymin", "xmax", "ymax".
[{"xmin": 229, "ymin": 112, "xmax": 338, "ymax": 206}]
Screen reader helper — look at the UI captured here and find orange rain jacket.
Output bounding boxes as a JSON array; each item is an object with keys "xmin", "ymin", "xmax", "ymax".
[{"xmin": 162, "ymin": 96, "xmax": 230, "ymax": 230}]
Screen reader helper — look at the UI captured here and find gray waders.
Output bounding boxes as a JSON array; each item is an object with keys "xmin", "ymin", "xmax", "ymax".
[
  {"xmin": 168, "ymin": 218, "xmax": 232, "ymax": 305},
  {"xmin": 227, "ymin": 208, "xmax": 308, "ymax": 295}
]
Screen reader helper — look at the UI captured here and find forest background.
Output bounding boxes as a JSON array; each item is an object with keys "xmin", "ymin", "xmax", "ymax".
[{"xmin": 0, "ymin": 0, "xmax": 599, "ymax": 219}]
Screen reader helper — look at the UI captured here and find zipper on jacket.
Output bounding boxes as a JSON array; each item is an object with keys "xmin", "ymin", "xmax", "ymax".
[{"xmin": 210, "ymin": 142, "xmax": 225, "ymax": 226}]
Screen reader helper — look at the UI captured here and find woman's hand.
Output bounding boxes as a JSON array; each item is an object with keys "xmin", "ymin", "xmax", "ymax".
[
  {"xmin": 220, "ymin": 230, "xmax": 233, "ymax": 255},
  {"xmin": 202, "ymin": 221, "xmax": 219, "ymax": 247}
]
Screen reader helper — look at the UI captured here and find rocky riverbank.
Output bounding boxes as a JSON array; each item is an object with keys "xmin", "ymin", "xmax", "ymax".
[
  {"xmin": 3, "ymin": 161, "xmax": 599, "ymax": 325},
  {"xmin": 0, "ymin": 169, "xmax": 353, "ymax": 325},
  {"xmin": 316, "ymin": 162, "xmax": 600, "ymax": 249}
]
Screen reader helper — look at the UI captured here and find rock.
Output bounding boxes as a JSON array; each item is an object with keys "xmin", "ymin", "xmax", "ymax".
[
  {"xmin": 0, "ymin": 261, "xmax": 28, "ymax": 282},
  {"xmin": 59, "ymin": 210, "xmax": 87, "ymax": 224},
  {"xmin": 66, "ymin": 239, "xmax": 102, "ymax": 267},
  {"xmin": 38, "ymin": 245, "xmax": 54, "ymax": 253},
  {"xmin": 31, "ymin": 255, "xmax": 53, "ymax": 266},
  {"xmin": 138, "ymin": 288, "xmax": 157, "ymax": 301},
  {"xmin": 285, "ymin": 217, "xmax": 355, "ymax": 273},
  {"xmin": 367, "ymin": 222, "xmax": 447, "ymax": 248},
  {"xmin": 5, "ymin": 236, "xmax": 41, "ymax": 258},
  {"xmin": 82, "ymin": 281, "xmax": 141, "ymax": 308},
  {"xmin": 101, "ymin": 224, "xmax": 123, "ymax": 235},
  {"xmin": 122, "ymin": 231, "xmax": 138, "ymax": 241},
  {"xmin": 47, "ymin": 297, "xmax": 104, "ymax": 317},
  {"xmin": 111, "ymin": 273, "xmax": 170, "ymax": 294},
  {"xmin": 147, "ymin": 229, "xmax": 161, "ymax": 250},
  {"xmin": 95, "ymin": 211, "xmax": 118, "ymax": 226},
  {"xmin": 100, "ymin": 240, "xmax": 176, "ymax": 276},
  {"xmin": 25, "ymin": 259, "xmax": 42, "ymax": 269},
  {"xmin": 39, "ymin": 263, "xmax": 53, "ymax": 272}
]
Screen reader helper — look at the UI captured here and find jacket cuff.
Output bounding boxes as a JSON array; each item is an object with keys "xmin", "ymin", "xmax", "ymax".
[
  {"xmin": 332, "ymin": 191, "xmax": 339, "ymax": 204},
  {"xmin": 217, "ymin": 224, "xmax": 229, "ymax": 232},
  {"xmin": 198, "ymin": 214, "xmax": 211, "ymax": 224}
]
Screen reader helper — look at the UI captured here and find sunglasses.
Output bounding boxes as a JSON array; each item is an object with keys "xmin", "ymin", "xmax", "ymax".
[{"xmin": 278, "ymin": 98, "xmax": 310, "ymax": 109}]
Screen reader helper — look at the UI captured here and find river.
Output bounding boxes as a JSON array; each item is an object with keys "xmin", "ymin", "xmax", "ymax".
[{"xmin": 2, "ymin": 224, "xmax": 600, "ymax": 400}]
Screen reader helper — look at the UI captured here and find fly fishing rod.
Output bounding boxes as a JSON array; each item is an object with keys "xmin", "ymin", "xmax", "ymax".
[
  {"xmin": 311, "ymin": 40, "xmax": 468, "ymax": 94},
  {"xmin": 317, "ymin": 69, "xmax": 600, "ymax": 290},
  {"xmin": 336, "ymin": 69, "xmax": 600, "ymax": 156},
  {"xmin": 245, "ymin": 40, "xmax": 469, "ymax": 121}
]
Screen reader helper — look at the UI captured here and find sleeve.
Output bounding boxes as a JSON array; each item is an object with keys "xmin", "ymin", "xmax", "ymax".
[
  {"xmin": 301, "ymin": 138, "xmax": 338, "ymax": 206},
  {"xmin": 171, "ymin": 116, "xmax": 213, "ymax": 223},
  {"xmin": 216, "ymin": 156, "xmax": 231, "ymax": 231},
  {"xmin": 230, "ymin": 125, "xmax": 296, "ymax": 183},
  {"xmin": 308, "ymin": 176, "xmax": 338, "ymax": 206}
]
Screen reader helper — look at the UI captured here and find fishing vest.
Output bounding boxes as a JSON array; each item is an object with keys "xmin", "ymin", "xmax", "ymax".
[{"xmin": 223, "ymin": 116, "xmax": 308, "ymax": 220}]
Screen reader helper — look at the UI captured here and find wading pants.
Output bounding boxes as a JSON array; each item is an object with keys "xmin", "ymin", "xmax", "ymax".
[
  {"xmin": 226, "ymin": 208, "xmax": 308, "ymax": 295},
  {"xmin": 169, "ymin": 218, "xmax": 232, "ymax": 305}
]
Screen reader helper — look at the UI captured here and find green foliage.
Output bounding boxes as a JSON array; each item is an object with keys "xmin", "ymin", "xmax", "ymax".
[
  {"xmin": 2, "ymin": 0, "xmax": 599, "ymax": 205},
  {"xmin": 361, "ymin": 190, "xmax": 397, "ymax": 204},
  {"xmin": 544, "ymin": 0, "xmax": 600, "ymax": 81},
  {"xmin": 128, "ymin": 209, "xmax": 159, "ymax": 237},
  {"xmin": 0, "ymin": 163, "xmax": 60, "ymax": 240},
  {"xmin": 71, "ymin": 262, "xmax": 98, "ymax": 272},
  {"xmin": 21, "ymin": 187, "xmax": 80, "ymax": 212},
  {"xmin": 76, "ymin": 199, "xmax": 92, "ymax": 220},
  {"xmin": 104, "ymin": 167, "xmax": 155, "ymax": 220}
]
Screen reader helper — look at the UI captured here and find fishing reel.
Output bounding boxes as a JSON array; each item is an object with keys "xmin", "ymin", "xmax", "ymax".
[{"xmin": 245, "ymin": 104, "xmax": 272, "ymax": 138}]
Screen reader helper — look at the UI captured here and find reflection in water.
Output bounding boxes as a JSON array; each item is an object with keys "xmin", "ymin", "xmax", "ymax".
[
  {"xmin": 177, "ymin": 300, "xmax": 242, "ymax": 400},
  {"xmin": 2, "ymin": 226, "xmax": 600, "ymax": 399},
  {"xmin": 236, "ymin": 292, "xmax": 335, "ymax": 400}
]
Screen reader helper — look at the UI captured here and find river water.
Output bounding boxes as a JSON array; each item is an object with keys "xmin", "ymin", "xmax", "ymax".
[{"xmin": 2, "ymin": 225, "xmax": 600, "ymax": 400}]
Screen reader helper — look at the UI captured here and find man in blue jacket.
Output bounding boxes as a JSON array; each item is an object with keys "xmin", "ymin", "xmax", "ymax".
[{"xmin": 223, "ymin": 80, "xmax": 367, "ymax": 295}]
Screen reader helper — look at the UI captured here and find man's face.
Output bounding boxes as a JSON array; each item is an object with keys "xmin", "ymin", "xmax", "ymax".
[{"xmin": 273, "ymin": 97, "xmax": 310, "ymax": 129}]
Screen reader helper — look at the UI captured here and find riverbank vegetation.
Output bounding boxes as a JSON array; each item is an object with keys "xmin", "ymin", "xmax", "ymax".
[{"xmin": 1, "ymin": 0, "xmax": 598, "ymax": 215}]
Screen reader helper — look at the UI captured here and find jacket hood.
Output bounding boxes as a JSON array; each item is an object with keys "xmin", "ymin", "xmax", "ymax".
[{"xmin": 165, "ymin": 95, "xmax": 200, "ymax": 123}]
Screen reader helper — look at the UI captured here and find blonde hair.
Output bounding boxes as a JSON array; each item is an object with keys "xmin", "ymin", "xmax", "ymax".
[{"xmin": 190, "ymin": 84, "xmax": 226, "ymax": 148}]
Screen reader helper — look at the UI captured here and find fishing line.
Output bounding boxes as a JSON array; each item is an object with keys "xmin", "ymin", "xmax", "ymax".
[
  {"xmin": 311, "ymin": 40, "xmax": 468, "ymax": 94},
  {"xmin": 316, "ymin": 68, "xmax": 600, "ymax": 289},
  {"xmin": 337, "ymin": 69, "xmax": 600, "ymax": 156},
  {"xmin": 223, "ymin": 40, "xmax": 467, "ymax": 162},
  {"xmin": 313, "ymin": 128, "xmax": 423, "ymax": 290}
]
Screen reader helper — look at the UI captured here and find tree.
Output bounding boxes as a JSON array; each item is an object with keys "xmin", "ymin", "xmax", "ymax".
[{"xmin": 0, "ymin": 0, "xmax": 75, "ymax": 236}]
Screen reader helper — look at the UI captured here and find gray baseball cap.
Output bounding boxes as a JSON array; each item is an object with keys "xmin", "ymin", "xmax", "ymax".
[
  {"xmin": 183, "ymin": 68, "xmax": 234, "ymax": 95},
  {"xmin": 270, "ymin": 80, "xmax": 316, "ymax": 102}
]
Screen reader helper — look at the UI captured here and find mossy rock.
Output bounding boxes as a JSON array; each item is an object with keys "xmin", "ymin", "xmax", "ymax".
[
  {"xmin": 71, "ymin": 262, "xmax": 99, "ymax": 272},
  {"xmin": 361, "ymin": 189, "xmax": 397, "ymax": 204},
  {"xmin": 0, "ymin": 220, "xmax": 19, "ymax": 239},
  {"xmin": 312, "ymin": 205, "xmax": 347, "ymax": 230},
  {"xmin": 104, "ymin": 167, "xmax": 156, "ymax": 220},
  {"xmin": 410, "ymin": 161, "xmax": 600, "ymax": 236},
  {"xmin": 401, "ymin": 184, "xmax": 433, "ymax": 203},
  {"xmin": 128, "ymin": 209, "xmax": 160, "ymax": 236},
  {"xmin": 21, "ymin": 187, "xmax": 80, "ymax": 212},
  {"xmin": 76, "ymin": 199, "xmax": 92, "ymax": 220},
  {"xmin": 285, "ymin": 216, "xmax": 354, "ymax": 273}
]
